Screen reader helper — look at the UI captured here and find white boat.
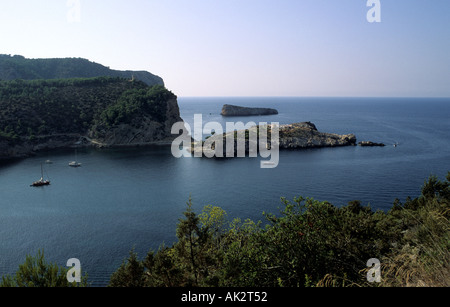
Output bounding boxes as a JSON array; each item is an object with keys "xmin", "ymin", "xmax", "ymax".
[
  {"xmin": 69, "ymin": 161, "xmax": 82, "ymax": 167},
  {"xmin": 69, "ymin": 149, "xmax": 82, "ymax": 167}
]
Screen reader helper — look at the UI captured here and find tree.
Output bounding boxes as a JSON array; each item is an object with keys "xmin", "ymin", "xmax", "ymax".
[
  {"xmin": 108, "ymin": 249, "xmax": 145, "ymax": 287},
  {"xmin": 105, "ymin": 172, "xmax": 449, "ymax": 287},
  {"xmin": 175, "ymin": 197, "xmax": 207, "ymax": 286},
  {"xmin": 0, "ymin": 250, "xmax": 88, "ymax": 287}
]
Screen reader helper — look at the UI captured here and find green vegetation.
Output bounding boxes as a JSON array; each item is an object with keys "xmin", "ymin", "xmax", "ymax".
[
  {"xmin": 100, "ymin": 85, "xmax": 173, "ymax": 126},
  {"xmin": 1, "ymin": 173, "xmax": 448, "ymax": 287},
  {"xmin": 108, "ymin": 172, "xmax": 450, "ymax": 287},
  {"xmin": 0, "ymin": 77, "xmax": 176, "ymax": 143},
  {"xmin": 0, "ymin": 54, "xmax": 163, "ymax": 86},
  {"xmin": 0, "ymin": 250, "xmax": 88, "ymax": 287}
]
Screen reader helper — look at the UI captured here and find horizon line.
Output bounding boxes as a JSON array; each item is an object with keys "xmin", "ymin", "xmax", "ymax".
[{"xmin": 177, "ymin": 95, "xmax": 450, "ymax": 99}]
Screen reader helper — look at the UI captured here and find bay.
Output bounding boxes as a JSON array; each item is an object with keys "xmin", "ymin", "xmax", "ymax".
[{"xmin": 0, "ymin": 97, "xmax": 449, "ymax": 286}]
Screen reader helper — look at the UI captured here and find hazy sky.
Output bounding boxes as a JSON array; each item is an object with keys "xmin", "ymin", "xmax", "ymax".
[{"xmin": 1, "ymin": 0, "xmax": 449, "ymax": 97}]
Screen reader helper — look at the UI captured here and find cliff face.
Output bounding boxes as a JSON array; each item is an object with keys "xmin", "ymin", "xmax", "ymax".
[
  {"xmin": 0, "ymin": 78, "xmax": 183, "ymax": 159},
  {"xmin": 89, "ymin": 97, "xmax": 183, "ymax": 146},
  {"xmin": 221, "ymin": 104, "xmax": 278, "ymax": 116}
]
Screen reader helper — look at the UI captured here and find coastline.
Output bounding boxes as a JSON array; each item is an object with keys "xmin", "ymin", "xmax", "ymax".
[{"xmin": 0, "ymin": 134, "xmax": 176, "ymax": 161}]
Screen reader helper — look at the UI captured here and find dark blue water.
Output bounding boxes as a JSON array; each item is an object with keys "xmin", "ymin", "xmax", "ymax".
[{"xmin": 0, "ymin": 97, "xmax": 449, "ymax": 286}]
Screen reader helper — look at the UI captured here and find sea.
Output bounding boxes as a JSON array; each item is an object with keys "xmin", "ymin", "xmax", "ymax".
[{"xmin": 0, "ymin": 97, "xmax": 449, "ymax": 286}]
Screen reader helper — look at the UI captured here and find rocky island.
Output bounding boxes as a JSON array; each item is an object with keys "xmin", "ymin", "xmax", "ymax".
[
  {"xmin": 278, "ymin": 122, "xmax": 356, "ymax": 149},
  {"xmin": 221, "ymin": 104, "xmax": 278, "ymax": 117},
  {"xmin": 191, "ymin": 121, "xmax": 356, "ymax": 157}
]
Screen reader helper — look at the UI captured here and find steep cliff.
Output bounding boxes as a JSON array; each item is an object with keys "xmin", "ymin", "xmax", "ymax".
[{"xmin": 89, "ymin": 97, "xmax": 182, "ymax": 147}]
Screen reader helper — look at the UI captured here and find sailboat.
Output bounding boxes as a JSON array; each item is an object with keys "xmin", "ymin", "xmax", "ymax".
[
  {"xmin": 69, "ymin": 149, "xmax": 82, "ymax": 167},
  {"xmin": 31, "ymin": 164, "xmax": 51, "ymax": 187}
]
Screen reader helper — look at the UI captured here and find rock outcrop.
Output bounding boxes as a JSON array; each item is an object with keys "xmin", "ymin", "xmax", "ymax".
[
  {"xmin": 278, "ymin": 122, "xmax": 356, "ymax": 149},
  {"xmin": 221, "ymin": 104, "xmax": 278, "ymax": 117}
]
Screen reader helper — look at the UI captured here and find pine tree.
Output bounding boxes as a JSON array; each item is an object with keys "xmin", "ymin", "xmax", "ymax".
[
  {"xmin": 0, "ymin": 250, "xmax": 88, "ymax": 287},
  {"xmin": 108, "ymin": 249, "xmax": 145, "ymax": 287}
]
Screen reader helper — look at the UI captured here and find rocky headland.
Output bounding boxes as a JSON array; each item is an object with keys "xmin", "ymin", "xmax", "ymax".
[
  {"xmin": 88, "ymin": 96, "xmax": 182, "ymax": 148},
  {"xmin": 0, "ymin": 77, "xmax": 183, "ymax": 160}
]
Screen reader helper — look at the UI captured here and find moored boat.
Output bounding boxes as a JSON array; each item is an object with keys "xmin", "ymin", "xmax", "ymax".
[
  {"xmin": 31, "ymin": 164, "xmax": 51, "ymax": 187},
  {"xmin": 69, "ymin": 161, "xmax": 82, "ymax": 167}
]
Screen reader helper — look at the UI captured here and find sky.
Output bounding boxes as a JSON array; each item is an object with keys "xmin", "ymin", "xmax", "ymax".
[{"xmin": 0, "ymin": 0, "xmax": 449, "ymax": 97}]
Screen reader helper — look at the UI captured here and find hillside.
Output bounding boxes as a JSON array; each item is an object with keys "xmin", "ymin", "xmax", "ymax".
[
  {"xmin": 0, "ymin": 54, "xmax": 164, "ymax": 86},
  {"xmin": 0, "ymin": 77, "xmax": 182, "ymax": 159}
]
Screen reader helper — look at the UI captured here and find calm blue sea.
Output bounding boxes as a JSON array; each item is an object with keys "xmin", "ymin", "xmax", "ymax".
[{"xmin": 0, "ymin": 97, "xmax": 449, "ymax": 286}]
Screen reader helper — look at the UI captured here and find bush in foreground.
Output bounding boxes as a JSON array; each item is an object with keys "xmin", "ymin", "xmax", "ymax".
[
  {"xmin": 109, "ymin": 173, "xmax": 449, "ymax": 287},
  {"xmin": 0, "ymin": 250, "xmax": 88, "ymax": 287}
]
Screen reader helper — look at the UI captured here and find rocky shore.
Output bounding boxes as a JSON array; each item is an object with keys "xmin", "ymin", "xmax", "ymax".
[
  {"xmin": 191, "ymin": 121, "xmax": 357, "ymax": 157},
  {"xmin": 278, "ymin": 122, "xmax": 356, "ymax": 149},
  {"xmin": 0, "ymin": 134, "xmax": 82, "ymax": 160}
]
